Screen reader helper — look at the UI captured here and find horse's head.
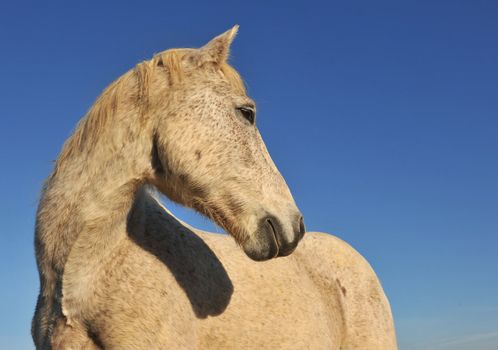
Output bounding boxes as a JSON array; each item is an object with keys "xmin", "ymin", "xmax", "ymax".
[{"xmin": 148, "ymin": 26, "xmax": 304, "ymax": 261}]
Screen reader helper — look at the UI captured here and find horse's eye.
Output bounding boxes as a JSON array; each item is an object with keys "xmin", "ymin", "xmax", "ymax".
[{"xmin": 237, "ymin": 107, "xmax": 255, "ymax": 125}]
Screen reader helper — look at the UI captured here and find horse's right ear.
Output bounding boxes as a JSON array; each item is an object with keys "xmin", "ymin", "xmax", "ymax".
[{"xmin": 200, "ymin": 25, "xmax": 239, "ymax": 65}]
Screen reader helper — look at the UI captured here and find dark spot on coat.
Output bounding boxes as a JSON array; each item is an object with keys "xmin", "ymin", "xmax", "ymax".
[
  {"xmin": 336, "ymin": 278, "xmax": 347, "ymax": 297},
  {"xmin": 195, "ymin": 150, "xmax": 202, "ymax": 161}
]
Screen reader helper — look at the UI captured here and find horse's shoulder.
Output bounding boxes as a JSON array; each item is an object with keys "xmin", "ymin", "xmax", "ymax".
[
  {"xmin": 298, "ymin": 232, "xmax": 397, "ymax": 349},
  {"xmin": 296, "ymin": 231, "xmax": 387, "ymax": 315}
]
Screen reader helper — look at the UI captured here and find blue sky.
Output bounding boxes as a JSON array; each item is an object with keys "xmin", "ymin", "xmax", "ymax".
[{"xmin": 1, "ymin": 1, "xmax": 497, "ymax": 349}]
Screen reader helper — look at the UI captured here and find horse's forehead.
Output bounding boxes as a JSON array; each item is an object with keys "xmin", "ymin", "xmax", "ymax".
[{"xmin": 192, "ymin": 63, "xmax": 246, "ymax": 96}]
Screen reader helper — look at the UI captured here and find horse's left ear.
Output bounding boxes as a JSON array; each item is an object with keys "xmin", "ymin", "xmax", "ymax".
[{"xmin": 201, "ymin": 25, "xmax": 239, "ymax": 64}]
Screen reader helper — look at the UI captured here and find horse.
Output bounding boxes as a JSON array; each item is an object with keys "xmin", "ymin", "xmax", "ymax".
[{"xmin": 32, "ymin": 26, "xmax": 397, "ymax": 349}]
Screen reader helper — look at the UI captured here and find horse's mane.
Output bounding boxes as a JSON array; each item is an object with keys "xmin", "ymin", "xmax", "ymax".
[{"xmin": 55, "ymin": 49, "xmax": 245, "ymax": 172}]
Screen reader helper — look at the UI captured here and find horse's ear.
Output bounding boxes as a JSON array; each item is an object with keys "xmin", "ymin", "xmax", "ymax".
[{"xmin": 200, "ymin": 25, "xmax": 239, "ymax": 64}]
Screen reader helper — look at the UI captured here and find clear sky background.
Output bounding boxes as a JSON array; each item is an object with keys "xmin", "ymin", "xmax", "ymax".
[{"xmin": 1, "ymin": 1, "xmax": 497, "ymax": 349}]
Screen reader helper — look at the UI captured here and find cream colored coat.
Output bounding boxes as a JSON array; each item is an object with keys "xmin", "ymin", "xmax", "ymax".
[
  {"xmin": 52, "ymin": 190, "xmax": 397, "ymax": 349},
  {"xmin": 32, "ymin": 27, "xmax": 397, "ymax": 349}
]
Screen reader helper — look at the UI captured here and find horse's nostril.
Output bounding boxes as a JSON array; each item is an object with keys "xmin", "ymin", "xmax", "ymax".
[
  {"xmin": 266, "ymin": 217, "xmax": 277, "ymax": 237},
  {"xmin": 298, "ymin": 216, "xmax": 306, "ymax": 238}
]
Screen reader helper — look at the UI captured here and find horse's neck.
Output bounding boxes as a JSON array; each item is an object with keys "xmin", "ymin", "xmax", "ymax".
[
  {"xmin": 61, "ymin": 180, "xmax": 145, "ymax": 322},
  {"xmin": 35, "ymin": 121, "xmax": 153, "ymax": 320},
  {"xmin": 62, "ymin": 156, "xmax": 150, "ymax": 319},
  {"xmin": 39, "ymin": 138, "xmax": 146, "ymax": 260}
]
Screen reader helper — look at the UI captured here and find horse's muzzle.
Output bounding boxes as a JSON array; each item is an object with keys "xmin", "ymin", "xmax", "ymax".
[{"xmin": 243, "ymin": 213, "xmax": 305, "ymax": 261}]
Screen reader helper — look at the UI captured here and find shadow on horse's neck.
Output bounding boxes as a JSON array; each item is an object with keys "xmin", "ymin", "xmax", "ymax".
[{"xmin": 128, "ymin": 188, "xmax": 234, "ymax": 318}]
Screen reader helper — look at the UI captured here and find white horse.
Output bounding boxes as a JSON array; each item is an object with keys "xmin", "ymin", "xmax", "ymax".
[{"xmin": 33, "ymin": 26, "xmax": 397, "ymax": 349}]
